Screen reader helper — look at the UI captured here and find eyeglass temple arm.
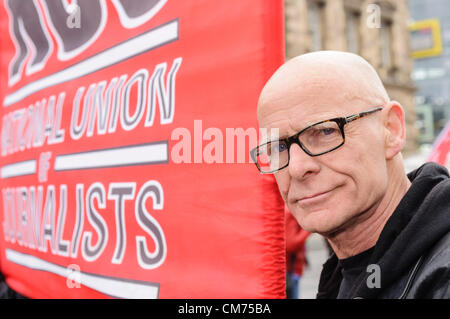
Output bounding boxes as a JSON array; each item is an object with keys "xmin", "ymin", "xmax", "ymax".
[{"xmin": 345, "ymin": 107, "xmax": 383, "ymax": 123}]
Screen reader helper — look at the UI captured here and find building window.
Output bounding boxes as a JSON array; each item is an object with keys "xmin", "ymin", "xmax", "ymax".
[
  {"xmin": 380, "ymin": 20, "xmax": 393, "ymax": 69},
  {"xmin": 308, "ymin": 1, "xmax": 325, "ymax": 51},
  {"xmin": 345, "ymin": 10, "xmax": 361, "ymax": 54}
]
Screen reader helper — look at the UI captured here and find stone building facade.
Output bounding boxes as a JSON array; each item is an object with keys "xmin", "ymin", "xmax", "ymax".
[{"xmin": 285, "ymin": 0, "xmax": 418, "ymax": 154}]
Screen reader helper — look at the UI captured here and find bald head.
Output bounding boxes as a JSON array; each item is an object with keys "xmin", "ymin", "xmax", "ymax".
[
  {"xmin": 257, "ymin": 51, "xmax": 390, "ymax": 124},
  {"xmin": 254, "ymin": 52, "xmax": 410, "ymax": 258}
]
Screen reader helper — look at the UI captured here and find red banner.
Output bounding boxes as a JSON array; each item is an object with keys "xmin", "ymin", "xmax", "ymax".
[
  {"xmin": 428, "ymin": 119, "xmax": 450, "ymax": 167},
  {"xmin": 0, "ymin": 0, "xmax": 285, "ymax": 298}
]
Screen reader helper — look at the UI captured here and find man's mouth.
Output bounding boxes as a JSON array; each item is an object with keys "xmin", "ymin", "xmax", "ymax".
[{"xmin": 296, "ymin": 186, "xmax": 339, "ymax": 205}]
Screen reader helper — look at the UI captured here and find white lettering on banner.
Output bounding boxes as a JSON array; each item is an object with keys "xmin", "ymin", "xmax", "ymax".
[
  {"xmin": 108, "ymin": 183, "xmax": 136, "ymax": 265},
  {"xmin": 1, "ymin": 181, "xmax": 166, "ymax": 268},
  {"xmin": 70, "ymin": 59, "xmax": 182, "ymax": 140},
  {"xmin": 1, "ymin": 58, "xmax": 182, "ymax": 157},
  {"xmin": 56, "ymin": 185, "xmax": 70, "ymax": 257},
  {"xmin": 5, "ymin": 0, "xmax": 168, "ymax": 86},
  {"xmin": 0, "ymin": 57, "xmax": 181, "ymax": 277},
  {"xmin": 41, "ymin": 185, "xmax": 57, "ymax": 254},
  {"xmin": 0, "ymin": 2, "xmax": 182, "ymax": 298},
  {"xmin": 3, "ymin": 19, "xmax": 179, "ymax": 107},
  {"xmin": 112, "ymin": 0, "xmax": 168, "ymax": 29},
  {"xmin": 4, "ymin": 0, "xmax": 54, "ymax": 86},
  {"xmin": 1, "ymin": 93, "xmax": 66, "ymax": 157},
  {"xmin": 81, "ymin": 182, "xmax": 108, "ymax": 262}
]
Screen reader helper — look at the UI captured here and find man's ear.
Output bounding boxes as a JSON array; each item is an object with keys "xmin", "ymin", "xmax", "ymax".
[{"xmin": 383, "ymin": 101, "xmax": 406, "ymax": 160}]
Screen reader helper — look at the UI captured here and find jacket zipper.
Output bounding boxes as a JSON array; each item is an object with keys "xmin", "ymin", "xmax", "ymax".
[{"xmin": 398, "ymin": 255, "xmax": 424, "ymax": 299}]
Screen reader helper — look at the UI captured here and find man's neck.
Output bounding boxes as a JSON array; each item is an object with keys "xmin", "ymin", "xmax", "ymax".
[{"xmin": 327, "ymin": 159, "xmax": 411, "ymax": 259}]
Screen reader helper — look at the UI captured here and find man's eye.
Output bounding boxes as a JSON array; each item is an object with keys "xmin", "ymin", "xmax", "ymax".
[
  {"xmin": 278, "ymin": 143, "xmax": 288, "ymax": 152},
  {"xmin": 268, "ymin": 142, "xmax": 287, "ymax": 154},
  {"xmin": 321, "ymin": 128, "xmax": 337, "ymax": 135}
]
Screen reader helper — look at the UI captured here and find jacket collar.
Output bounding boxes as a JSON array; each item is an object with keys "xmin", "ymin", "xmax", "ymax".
[{"xmin": 316, "ymin": 162, "xmax": 450, "ymax": 299}]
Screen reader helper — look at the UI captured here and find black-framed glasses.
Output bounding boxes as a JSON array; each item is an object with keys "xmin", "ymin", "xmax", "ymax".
[{"xmin": 250, "ymin": 107, "xmax": 383, "ymax": 174}]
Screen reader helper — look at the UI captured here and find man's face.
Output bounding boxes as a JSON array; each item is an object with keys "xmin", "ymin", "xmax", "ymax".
[{"xmin": 258, "ymin": 78, "xmax": 389, "ymax": 236}]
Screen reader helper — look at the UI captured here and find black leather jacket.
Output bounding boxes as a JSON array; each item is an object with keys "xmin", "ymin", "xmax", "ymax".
[
  {"xmin": 317, "ymin": 163, "xmax": 450, "ymax": 299},
  {"xmin": 381, "ymin": 230, "xmax": 450, "ymax": 299}
]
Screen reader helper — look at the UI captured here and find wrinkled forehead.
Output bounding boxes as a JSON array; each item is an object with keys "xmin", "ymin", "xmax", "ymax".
[
  {"xmin": 257, "ymin": 52, "xmax": 388, "ymax": 131},
  {"xmin": 258, "ymin": 78, "xmax": 357, "ymax": 130}
]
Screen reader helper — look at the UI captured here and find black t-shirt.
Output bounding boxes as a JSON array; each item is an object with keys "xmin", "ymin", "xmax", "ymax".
[{"xmin": 336, "ymin": 246, "xmax": 375, "ymax": 299}]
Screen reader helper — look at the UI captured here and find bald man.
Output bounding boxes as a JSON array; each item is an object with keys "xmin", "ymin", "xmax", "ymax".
[{"xmin": 251, "ymin": 51, "xmax": 450, "ymax": 299}]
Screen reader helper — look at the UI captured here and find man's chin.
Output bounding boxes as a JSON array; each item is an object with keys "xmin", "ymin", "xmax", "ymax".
[{"xmin": 292, "ymin": 209, "xmax": 342, "ymax": 234}]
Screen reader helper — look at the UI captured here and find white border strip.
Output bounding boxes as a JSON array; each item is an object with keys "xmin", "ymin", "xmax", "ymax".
[
  {"xmin": 4, "ymin": 19, "xmax": 178, "ymax": 107},
  {"xmin": 6, "ymin": 249, "xmax": 159, "ymax": 299},
  {"xmin": 1, "ymin": 160, "xmax": 36, "ymax": 179},
  {"xmin": 54, "ymin": 142, "xmax": 168, "ymax": 171}
]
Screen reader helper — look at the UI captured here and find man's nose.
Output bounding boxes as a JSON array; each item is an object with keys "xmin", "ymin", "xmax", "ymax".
[{"xmin": 287, "ymin": 143, "xmax": 321, "ymax": 179}]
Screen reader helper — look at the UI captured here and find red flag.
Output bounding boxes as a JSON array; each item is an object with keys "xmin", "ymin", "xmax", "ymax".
[
  {"xmin": 428, "ymin": 119, "xmax": 450, "ymax": 166},
  {"xmin": 0, "ymin": 1, "xmax": 285, "ymax": 298}
]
